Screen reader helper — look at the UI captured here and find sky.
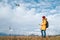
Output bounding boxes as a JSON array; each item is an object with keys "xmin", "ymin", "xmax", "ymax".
[{"xmin": 0, "ymin": 0, "xmax": 60, "ymax": 36}]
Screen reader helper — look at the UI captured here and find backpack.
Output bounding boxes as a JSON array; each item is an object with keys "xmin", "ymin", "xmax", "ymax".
[{"xmin": 46, "ymin": 21, "xmax": 49, "ymax": 28}]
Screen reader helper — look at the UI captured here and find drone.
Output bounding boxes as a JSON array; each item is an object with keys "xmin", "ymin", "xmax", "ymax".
[{"xmin": 15, "ymin": 3, "xmax": 20, "ymax": 6}]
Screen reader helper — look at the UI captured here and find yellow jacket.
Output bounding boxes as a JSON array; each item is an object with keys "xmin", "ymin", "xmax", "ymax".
[{"xmin": 41, "ymin": 18, "xmax": 47, "ymax": 30}]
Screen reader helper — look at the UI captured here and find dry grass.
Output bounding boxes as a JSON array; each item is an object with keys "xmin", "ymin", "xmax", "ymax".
[{"xmin": 0, "ymin": 36, "xmax": 60, "ymax": 40}]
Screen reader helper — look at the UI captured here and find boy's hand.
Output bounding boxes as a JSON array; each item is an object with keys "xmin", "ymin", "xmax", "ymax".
[{"xmin": 39, "ymin": 24, "xmax": 43, "ymax": 26}]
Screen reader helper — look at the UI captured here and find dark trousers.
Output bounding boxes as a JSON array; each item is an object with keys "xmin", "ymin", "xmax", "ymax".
[{"xmin": 41, "ymin": 30, "xmax": 46, "ymax": 38}]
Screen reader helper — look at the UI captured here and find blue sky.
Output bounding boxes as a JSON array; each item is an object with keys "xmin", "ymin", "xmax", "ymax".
[{"xmin": 0, "ymin": 0, "xmax": 60, "ymax": 35}]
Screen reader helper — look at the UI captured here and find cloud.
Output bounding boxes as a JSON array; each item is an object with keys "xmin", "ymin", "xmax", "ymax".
[
  {"xmin": 50, "ymin": 10, "xmax": 56, "ymax": 13},
  {"xmin": 0, "ymin": 0, "xmax": 60, "ymax": 36},
  {"xmin": 47, "ymin": 14, "xmax": 60, "ymax": 35}
]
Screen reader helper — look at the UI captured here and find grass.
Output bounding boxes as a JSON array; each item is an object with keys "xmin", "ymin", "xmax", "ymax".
[{"xmin": 0, "ymin": 36, "xmax": 60, "ymax": 40}]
